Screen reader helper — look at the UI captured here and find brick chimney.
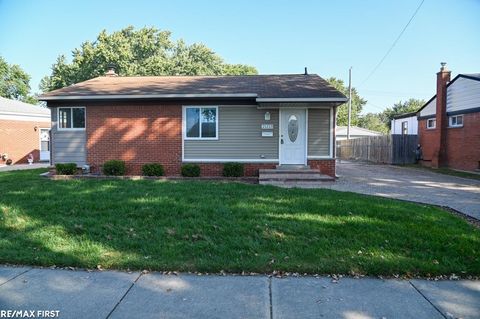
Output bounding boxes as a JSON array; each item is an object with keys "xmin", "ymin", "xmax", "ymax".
[
  {"xmin": 431, "ymin": 62, "xmax": 451, "ymax": 168},
  {"xmin": 105, "ymin": 64, "xmax": 118, "ymax": 77}
]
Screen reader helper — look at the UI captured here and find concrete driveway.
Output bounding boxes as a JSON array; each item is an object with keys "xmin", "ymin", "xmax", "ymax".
[
  {"xmin": 1, "ymin": 266, "xmax": 479, "ymax": 319},
  {"xmin": 321, "ymin": 161, "xmax": 480, "ymax": 220}
]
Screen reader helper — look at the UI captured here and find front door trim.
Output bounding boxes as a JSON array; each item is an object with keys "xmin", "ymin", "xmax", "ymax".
[
  {"xmin": 39, "ymin": 128, "xmax": 50, "ymax": 162},
  {"xmin": 279, "ymin": 108, "xmax": 307, "ymax": 165}
]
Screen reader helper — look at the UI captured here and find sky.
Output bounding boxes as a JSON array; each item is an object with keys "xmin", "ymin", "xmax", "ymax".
[{"xmin": 0, "ymin": 0, "xmax": 479, "ymax": 113}]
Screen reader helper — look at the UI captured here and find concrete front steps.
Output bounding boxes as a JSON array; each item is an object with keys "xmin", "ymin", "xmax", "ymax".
[{"xmin": 259, "ymin": 166, "xmax": 334, "ymax": 187}]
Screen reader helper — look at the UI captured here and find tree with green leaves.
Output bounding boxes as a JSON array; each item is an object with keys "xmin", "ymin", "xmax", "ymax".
[
  {"xmin": 380, "ymin": 98, "xmax": 425, "ymax": 127},
  {"xmin": 326, "ymin": 77, "xmax": 366, "ymax": 126},
  {"xmin": 40, "ymin": 26, "xmax": 258, "ymax": 92},
  {"xmin": 358, "ymin": 113, "xmax": 389, "ymax": 134},
  {"xmin": 357, "ymin": 98, "xmax": 426, "ymax": 133},
  {"xmin": 0, "ymin": 56, "xmax": 37, "ymax": 104}
]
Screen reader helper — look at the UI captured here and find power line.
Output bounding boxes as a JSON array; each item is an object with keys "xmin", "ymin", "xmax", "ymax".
[
  {"xmin": 361, "ymin": 89, "xmax": 431, "ymax": 95},
  {"xmin": 359, "ymin": 0, "xmax": 425, "ymax": 87},
  {"xmin": 364, "ymin": 102, "xmax": 387, "ymax": 112},
  {"xmin": 363, "ymin": 92, "xmax": 428, "ymax": 98}
]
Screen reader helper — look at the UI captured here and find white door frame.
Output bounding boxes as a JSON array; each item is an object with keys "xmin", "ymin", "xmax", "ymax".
[
  {"xmin": 39, "ymin": 128, "xmax": 50, "ymax": 162},
  {"xmin": 279, "ymin": 108, "xmax": 308, "ymax": 165}
]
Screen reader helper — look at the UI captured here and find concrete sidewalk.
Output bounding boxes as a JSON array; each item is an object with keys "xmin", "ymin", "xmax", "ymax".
[
  {"xmin": 0, "ymin": 266, "xmax": 479, "ymax": 319},
  {"xmin": 0, "ymin": 163, "xmax": 49, "ymax": 172}
]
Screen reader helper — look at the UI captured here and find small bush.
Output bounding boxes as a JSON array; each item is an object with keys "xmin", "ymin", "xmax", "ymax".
[
  {"xmin": 55, "ymin": 163, "xmax": 77, "ymax": 175},
  {"xmin": 102, "ymin": 160, "xmax": 126, "ymax": 176},
  {"xmin": 181, "ymin": 164, "xmax": 201, "ymax": 177},
  {"xmin": 223, "ymin": 162, "xmax": 244, "ymax": 177},
  {"xmin": 142, "ymin": 163, "xmax": 165, "ymax": 176}
]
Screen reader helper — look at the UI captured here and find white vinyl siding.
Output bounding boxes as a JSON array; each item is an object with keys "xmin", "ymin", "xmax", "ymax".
[
  {"xmin": 420, "ymin": 77, "xmax": 480, "ymax": 118},
  {"xmin": 419, "ymin": 97, "xmax": 436, "ymax": 117},
  {"xmin": 447, "ymin": 77, "xmax": 480, "ymax": 113},
  {"xmin": 391, "ymin": 116, "xmax": 418, "ymax": 135}
]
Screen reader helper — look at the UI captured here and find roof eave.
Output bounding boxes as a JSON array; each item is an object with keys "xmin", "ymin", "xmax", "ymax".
[
  {"xmin": 393, "ymin": 112, "xmax": 418, "ymax": 120},
  {"xmin": 39, "ymin": 93, "xmax": 259, "ymax": 101},
  {"xmin": 256, "ymin": 97, "xmax": 348, "ymax": 103}
]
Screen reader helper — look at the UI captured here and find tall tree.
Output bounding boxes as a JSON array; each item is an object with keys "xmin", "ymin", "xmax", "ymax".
[
  {"xmin": 326, "ymin": 77, "xmax": 366, "ymax": 126},
  {"xmin": 358, "ymin": 113, "xmax": 389, "ymax": 134},
  {"xmin": 40, "ymin": 26, "xmax": 258, "ymax": 92},
  {"xmin": 0, "ymin": 56, "xmax": 37, "ymax": 103},
  {"xmin": 380, "ymin": 98, "xmax": 425, "ymax": 127}
]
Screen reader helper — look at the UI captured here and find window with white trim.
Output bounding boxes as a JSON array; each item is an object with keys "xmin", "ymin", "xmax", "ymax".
[
  {"xmin": 58, "ymin": 107, "xmax": 85, "ymax": 129},
  {"xmin": 449, "ymin": 115, "xmax": 463, "ymax": 127},
  {"xmin": 185, "ymin": 107, "xmax": 218, "ymax": 139},
  {"xmin": 401, "ymin": 121, "xmax": 408, "ymax": 135},
  {"xmin": 426, "ymin": 118, "xmax": 436, "ymax": 129}
]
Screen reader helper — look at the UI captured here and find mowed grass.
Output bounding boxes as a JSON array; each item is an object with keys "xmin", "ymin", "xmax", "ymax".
[
  {"xmin": 0, "ymin": 169, "xmax": 479, "ymax": 276},
  {"xmin": 403, "ymin": 164, "xmax": 480, "ymax": 181}
]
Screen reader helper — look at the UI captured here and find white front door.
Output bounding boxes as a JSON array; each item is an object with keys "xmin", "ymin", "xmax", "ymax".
[
  {"xmin": 280, "ymin": 109, "xmax": 306, "ymax": 165},
  {"xmin": 39, "ymin": 128, "xmax": 50, "ymax": 162}
]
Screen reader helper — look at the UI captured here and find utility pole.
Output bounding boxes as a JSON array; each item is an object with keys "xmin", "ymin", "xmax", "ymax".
[{"xmin": 347, "ymin": 67, "xmax": 352, "ymax": 140}]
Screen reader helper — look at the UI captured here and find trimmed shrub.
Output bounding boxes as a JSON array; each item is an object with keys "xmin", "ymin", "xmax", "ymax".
[
  {"xmin": 142, "ymin": 163, "xmax": 165, "ymax": 176},
  {"xmin": 55, "ymin": 163, "xmax": 77, "ymax": 175},
  {"xmin": 102, "ymin": 160, "xmax": 126, "ymax": 176},
  {"xmin": 181, "ymin": 164, "xmax": 201, "ymax": 177},
  {"xmin": 223, "ymin": 162, "xmax": 244, "ymax": 177}
]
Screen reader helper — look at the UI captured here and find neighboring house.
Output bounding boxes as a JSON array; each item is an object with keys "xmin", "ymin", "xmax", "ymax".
[
  {"xmin": 391, "ymin": 112, "xmax": 418, "ymax": 135},
  {"xmin": 335, "ymin": 126, "xmax": 383, "ymax": 141},
  {"xmin": 0, "ymin": 97, "xmax": 51, "ymax": 165},
  {"xmin": 416, "ymin": 64, "xmax": 480, "ymax": 171},
  {"xmin": 39, "ymin": 71, "xmax": 347, "ymax": 177}
]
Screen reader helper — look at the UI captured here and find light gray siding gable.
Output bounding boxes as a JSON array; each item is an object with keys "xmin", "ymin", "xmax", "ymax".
[
  {"xmin": 308, "ymin": 108, "xmax": 331, "ymax": 157},
  {"xmin": 447, "ymin": 76, "xmax": 480, "ymax": 113},
  {"xmin": 184, "ymin": 106, "xmax": 279, "ymax": 161},
  {"xmin": 50, "ymin": 107, "xmax": 87, "ymax": 166}
]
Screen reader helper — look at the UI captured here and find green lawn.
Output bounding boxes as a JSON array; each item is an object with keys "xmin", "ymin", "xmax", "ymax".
[
  {"xmin": 403, "ymin": 164, "xmax": 480, "ymax": 181},
  {"xmin": 0, "ymin": 169, "xmax": 479, "ymax": 277}
]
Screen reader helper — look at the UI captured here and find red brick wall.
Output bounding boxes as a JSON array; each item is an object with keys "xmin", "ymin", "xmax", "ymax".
[
  {"xmin": 85, "ymin": 104, "xmax": 338, "ymax": 177},
  {"xmin": 308, "ymin": 159, "xmax": 336, "ymax": 177},
  {"xmin": 434, "ymin": 69, "xmax": 451, "ymax": 167},
  {"xmin": 193, "ymin": 163, "xmax": 277, "ymax": 177},
  {"xmin": 86, "ymin": 104, "xmax": 182, "ymax": 175},
  {"xmin": 444, "ymin": 112, "xmax": 480, "ymax": 171},
  {"xmin": 418, "ymin": 118, "xmax": 437, "ymax": 166},
  {"xmin": 0, "ymin": 119, "xmax": 50, "ymax": 164},
  {"xmin": 180, "ymin": 161, "xmax": 335, "ymax": 177},
  {"xmin": 419, "ymin": 112, "xmax": 480, "ymax": 171}
]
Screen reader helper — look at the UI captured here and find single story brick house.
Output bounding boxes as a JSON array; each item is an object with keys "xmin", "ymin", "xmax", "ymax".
[
  {"xmin": 39, "ymin": 70, "xmax": 347, "ymax": 177},
  {"xmin": 0, "ymin": 97, "xmax": 51, "ymax": 164},
  {"xmin": 417, "ymin": 64, "xmax": 480, "ymax": 171}
]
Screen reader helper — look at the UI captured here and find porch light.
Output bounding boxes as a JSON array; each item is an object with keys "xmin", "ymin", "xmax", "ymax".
[{"xmin": 264, "ymin": 112, "xmax": 271, "ymax": 121}]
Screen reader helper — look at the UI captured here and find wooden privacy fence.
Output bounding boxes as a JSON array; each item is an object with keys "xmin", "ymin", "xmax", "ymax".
[{"xmin": 336, "ymin": 135, "xmax": 418, "ymax": 165}]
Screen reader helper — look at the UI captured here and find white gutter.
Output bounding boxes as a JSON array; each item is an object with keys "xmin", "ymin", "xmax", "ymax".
[
  {"xmin": 256, "ymin": 97, "xmax": 348, "ymax": 102},
  {"xmin": 39, "ymin": 93, "xmax": 258, "ymax": 101},
  {"xmin": 0, "ymin": 110, "xmax": 50, "ymax": 118}
]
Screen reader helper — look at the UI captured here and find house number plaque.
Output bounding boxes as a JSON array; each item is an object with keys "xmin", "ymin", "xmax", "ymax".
[{"xmin": 261, "ymin": 124, "xmax": 274, "ymax": 130}]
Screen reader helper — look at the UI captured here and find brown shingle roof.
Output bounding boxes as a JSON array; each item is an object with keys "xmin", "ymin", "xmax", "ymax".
[{"xmin": 39, "ymin": 74, "xmax": 346, "ymax": 101}]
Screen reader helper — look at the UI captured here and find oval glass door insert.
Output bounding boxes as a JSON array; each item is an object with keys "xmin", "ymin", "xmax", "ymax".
[{"xmin": 288, "ymin": 115, "xmax": 298, "ymax": 142}]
